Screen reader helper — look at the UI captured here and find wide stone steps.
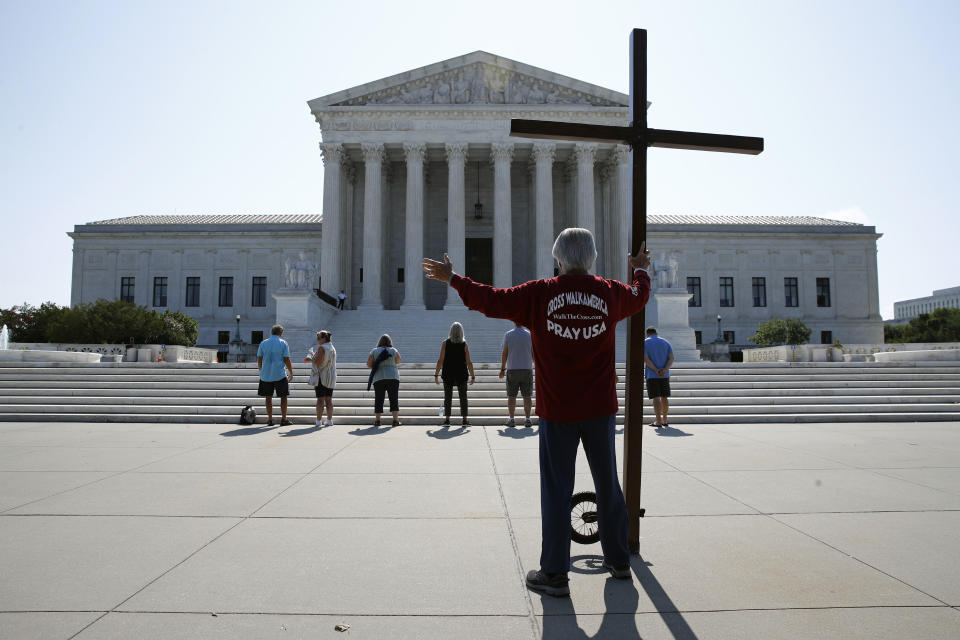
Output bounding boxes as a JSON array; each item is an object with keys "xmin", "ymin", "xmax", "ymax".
[{"xmin": 1, "ymin": 361, "xmax": 959, "ymax": 424}]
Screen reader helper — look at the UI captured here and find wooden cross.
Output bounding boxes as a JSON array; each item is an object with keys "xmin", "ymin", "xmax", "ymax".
[{"xmin": 510, "ymin": 28, "xmax": 763, "ymax": 553}]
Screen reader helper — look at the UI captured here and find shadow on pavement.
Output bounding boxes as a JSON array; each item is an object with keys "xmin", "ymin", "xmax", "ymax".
[
  {"xmin": 219, "ymin": 425, "xmax": 278, "ymax": 437},
  {"xmin": 426, "ymin": 425, "xmax": 470, "ymax": 439},
  {"xmin": 280, "ymin": 425, "xmax": 322, "ymax": 437},
  {"xmin": 349, "ymin": 424, "xmax": 395, "ymax": 436},
  {"xmin": 538, "ymin": 572, "xmax": 641, "ymax": 639},
  {"xmin": 654, "ymin": 425, "xmax": 693, "ymax": 438},
  {"xmin": 632, "ymin": 553, "xmax": 698, "ymax": 639},
  {"xmin": 497, "ymin": 425, "xmax": 539, "ymax": 439}
]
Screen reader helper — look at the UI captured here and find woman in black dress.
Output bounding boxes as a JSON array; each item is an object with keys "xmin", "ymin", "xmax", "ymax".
[{"xmin": 434, "ymin": 321, "xmax": 475, "ymax": 426}]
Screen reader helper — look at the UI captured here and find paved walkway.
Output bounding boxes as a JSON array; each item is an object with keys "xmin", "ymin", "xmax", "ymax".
[{"xmin": 1, "ymin": 419, "xmax": 958, "ymax": 639}]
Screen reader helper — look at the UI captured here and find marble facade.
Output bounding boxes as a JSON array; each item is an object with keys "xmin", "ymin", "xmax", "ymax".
[{"xmin": 66, "ymin": 51, "xmax": 885, "ymax": 353}]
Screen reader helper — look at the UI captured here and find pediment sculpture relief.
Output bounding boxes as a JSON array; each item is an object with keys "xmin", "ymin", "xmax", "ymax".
[{"xmin": 333, "ymin": 64, "xmax": 622, "ymax": 107}]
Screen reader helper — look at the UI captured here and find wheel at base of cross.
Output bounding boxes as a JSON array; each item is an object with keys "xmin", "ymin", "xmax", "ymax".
[{"xmin": 570, "ymin": 491, "xmax": 600, "ymax": 545}]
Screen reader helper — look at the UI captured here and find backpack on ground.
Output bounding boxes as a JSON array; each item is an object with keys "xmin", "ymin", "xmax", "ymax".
[{"xmin": 239, "ymin": 405, "xmax": 257, "ymax": 425}]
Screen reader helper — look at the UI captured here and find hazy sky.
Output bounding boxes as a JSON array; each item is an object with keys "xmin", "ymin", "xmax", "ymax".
[{"xmin": 2, "ymin": 0, "xmax": 958, "ymax": 318}]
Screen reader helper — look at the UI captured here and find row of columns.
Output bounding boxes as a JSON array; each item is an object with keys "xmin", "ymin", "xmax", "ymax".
[{"xmin": 320, "ymin": 141, "xmax": 632, "ymax": 310}]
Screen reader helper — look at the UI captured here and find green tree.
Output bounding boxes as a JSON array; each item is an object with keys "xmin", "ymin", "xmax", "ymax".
[
  {"xmin": 749, "ymin": 317, "xmax": 812, "ymax": 346},
  {"xmin": 886, "ymin": 308, "xmax": 960, "ymax": 343},
  {"xmin": 0, "ymin": 302, "xmax": 65, "ymax": 342},
  {"xmin": 44, "ymin": 300, "xmax": 198, "ymax": 346}
]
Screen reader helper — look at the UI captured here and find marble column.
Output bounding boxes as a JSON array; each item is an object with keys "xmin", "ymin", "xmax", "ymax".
[
  {"xmin": 612, "ymin": 145, "xmax": 631, "ymax": 282},
  {"xmin": 359, "ymin": 143, "xmax": 384, "ymax": 309},
  {"xmin": 319, "ymin": 142, "xmax": 344, "ymax": 297},
  {"xmin": 444, "ymin": 143, "xmax": 467, "ymax": 308},
  {"xmin": 401, "ymin": 143, "xmax": 426, "ymax": 309},
  {"xmin": 491, "ymin": 143, "xmax": 514, "ymax": 288},
  {"xmin": 532, "ymin": 142, "xmax": 556, "ymax": 279},
  {"xmin": 574, "ymin": 143, "xmax": 598, "ymax": 238}
]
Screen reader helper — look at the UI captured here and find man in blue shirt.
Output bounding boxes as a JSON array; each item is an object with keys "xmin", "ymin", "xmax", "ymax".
[
  {"xmin": 643, "ymin": 326, "xmax": 674, "ymax": 428},
  {"xmin": 499, "ymin": 321, "xmax": 534, "ymax": 427},
  {"xmin": 257, "ymin": 324, "xmax": 294, "ymax": 427}
]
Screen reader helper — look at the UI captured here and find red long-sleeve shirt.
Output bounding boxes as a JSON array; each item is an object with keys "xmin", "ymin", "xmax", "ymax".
[{"xmin": 450, "ymin": 269, "xmax": 651, "ymax": 422}]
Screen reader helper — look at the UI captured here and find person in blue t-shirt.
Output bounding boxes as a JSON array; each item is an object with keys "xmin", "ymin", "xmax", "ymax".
[
  {"xmin": 257, "ymin": 324, "xmax": 294, "ymax": 427},
  {"xmin": 643, "ymin": 326, "xmax": 674, "ymax": 428}
]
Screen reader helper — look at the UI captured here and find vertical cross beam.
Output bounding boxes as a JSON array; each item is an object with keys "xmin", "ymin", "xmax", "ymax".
[{"xmin": 623, "ymin": 27, "xmax": 648, "ymax": 553}]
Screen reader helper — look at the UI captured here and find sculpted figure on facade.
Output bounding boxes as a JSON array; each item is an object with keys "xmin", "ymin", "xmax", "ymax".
[
  {"xmin": 452, "ymin": 72, "xmax": 471, "ymax": 103},
  {"xmin": 284, "ymin": 251, "xmax": 317, "ymax": 289}
]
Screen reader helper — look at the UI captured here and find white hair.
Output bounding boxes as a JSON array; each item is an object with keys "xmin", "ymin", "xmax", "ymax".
[
  {"xmin": 448, "ymin": 322, "xmax": 465, "ymax": 344},
  {"xmin": 552, "ymin": 228, "xmax": 597, "ymax": 273}
]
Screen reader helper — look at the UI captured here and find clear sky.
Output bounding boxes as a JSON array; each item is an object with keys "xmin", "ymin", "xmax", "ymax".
[{"xmin": 2, "ymin": 0, "xmax": 958, "ymax": 318}]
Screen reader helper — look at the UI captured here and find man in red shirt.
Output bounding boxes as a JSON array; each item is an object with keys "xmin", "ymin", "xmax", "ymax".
[{"xmin": 424, "ymin": 228, "xmax": 651, "ymax": 597}]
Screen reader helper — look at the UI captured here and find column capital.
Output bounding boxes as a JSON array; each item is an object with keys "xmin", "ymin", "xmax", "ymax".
[
  {"xmin": 598, "ymin": 162, "xmax": 615, "ymax": 183},
  {"xmin": 361, "ymin": 143, "xmax": 385, "ymax": 164},
  {"xmin": 490, "ymin": 142, "xmax": 514, "ymax": 163},
  {"xmin": 612, "ymin": 144, "xmax": 631, "ymax": 165},
  {"xmin": 573, "ymin": 142, "xmax": 598, "ymax": 164},
  {"xmin": 320, "ymin": 142, "xmax": 345, "ymax": 165},
  {"xmin": 402, "ymin": 142, "xmax": 426, "ymax": 164},
  {"xmin": 445, "ymin": 142, "xmax": 468, "ymax": 163},
  {"xmin": 532, "ymin": 142, "xmax": 556, "ymax": 164}
]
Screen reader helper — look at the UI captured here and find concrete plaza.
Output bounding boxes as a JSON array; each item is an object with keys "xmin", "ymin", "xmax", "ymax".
[{"xmin": 1, "ymin": 418, "xmax": 958, "ymax": 639}]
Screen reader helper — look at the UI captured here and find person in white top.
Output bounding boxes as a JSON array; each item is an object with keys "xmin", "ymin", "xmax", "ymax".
[{"xmin": 305, "ymin": 330, "xmax": 337, "ymax": 427}]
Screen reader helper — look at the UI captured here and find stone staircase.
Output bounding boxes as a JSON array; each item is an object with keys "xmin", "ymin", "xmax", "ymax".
[{"xmin": 1, "ymin": 361, "xmax": 959, "ymax": 425}]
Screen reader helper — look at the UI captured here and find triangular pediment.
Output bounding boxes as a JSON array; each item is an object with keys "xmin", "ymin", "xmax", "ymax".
[{"xmin": 309, "ymin": 51, "xmax": 628, "ymax": 109}]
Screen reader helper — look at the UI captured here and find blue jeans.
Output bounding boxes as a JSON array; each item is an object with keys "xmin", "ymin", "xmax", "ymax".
[{"xmin": 538, "ymin": 414, "xmax": 630, "ymax": 573}]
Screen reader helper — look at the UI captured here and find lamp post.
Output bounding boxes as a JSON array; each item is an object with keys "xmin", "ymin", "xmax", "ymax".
[
  {"xmin": 473, "ymin": 161, "xmax": 483, "ymax": 220},
  {"xmin": 230, "ymin": 314, "xmax": 244, "ymax": 363},
  {"xmin": 716, "ymin": 314, "xmax": 723, "ymax": 342}
]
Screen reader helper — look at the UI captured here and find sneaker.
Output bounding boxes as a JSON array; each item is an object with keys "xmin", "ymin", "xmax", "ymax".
[
  {"xmin": 505, "ymin": 418, "xmax": 516, "ymax": 427},
  {"xmin": 373, "ymin": 419, "xmax": 381, "ymax": 427},
  {"xmin": 524, "ymin": 418, "xmax": 532, "ymax": 427},
  {"xmin": 325, "ymin": 420, "xmax": 334, "ymax": 427},
  {"xmin": 280, "ymin": 419, "xmax": 293, "ymax": 427},
  {"xmin": 392, "ymin": 419, "xmax": 402, "ymax": 427},
  {"xmin": 648, "ymin": 422, "xmax": 662, "ymax": 428},
  {"xmin": 525, "ymin": 569, "xmax": 569, "ymax": 597},
  {"xmin": 443, "ymin": 417, "xmax": 450, "ymax": 426},
  {"xmin": 266, "ymin": 420, "xmax": 275, "ymax": 427},
  {"xmin": 315, "ymin": 420, "xmax": 324, "ymax": 428},
  {"xmin": 462, "ymin": 419, "xmax": 470, "ymax": 427},
  {"xmin": 602, "ymin": 561, "xmax": 632, "ymax": 580},
  {"xmin": 661, "ymin": 423, "xmax": 669, "ymax": 428}
]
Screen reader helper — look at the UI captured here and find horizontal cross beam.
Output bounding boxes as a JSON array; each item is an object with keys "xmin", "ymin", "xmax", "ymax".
[
  {"xmin": 648, "ymin": 129, "xmax": 763, "ymax": 154},
  {"xmin": 509, "ymin": 120, "xmax": 763, "ymax": 155},
  {"xmin": 509, "ymin": 120, "xmax": 633, "ymax": 144}
]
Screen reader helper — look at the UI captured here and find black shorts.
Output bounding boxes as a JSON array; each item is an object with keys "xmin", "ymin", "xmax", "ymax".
[
  {"xmin": 646, "ymin": 377, "xmax": 670, "ymax": 399},
  {"xmin": 314, "ymin": 383, "xmax": 334, "ymax": 398},
  {"xmin": 258, "ymin": 377, "xmax": 290, "ymax": 397},
  {"xmin": 506, "ymin": 369, "xmax": 533, "ymax": 398}
]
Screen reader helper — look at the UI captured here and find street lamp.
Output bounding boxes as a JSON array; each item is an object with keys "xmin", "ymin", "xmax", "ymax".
[
  {"xmin": 473, "ymin": 161, "xmax": 483, "ymax": 219},
  {"xmin": 716, "ymin": 314, "xmax": 723, "ymax": 342},
  {"xmin": 230, "ymin": 314, "xmax": 244, "ymax": 363}
]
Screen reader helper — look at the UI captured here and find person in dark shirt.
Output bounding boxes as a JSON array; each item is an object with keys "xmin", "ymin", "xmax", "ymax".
[
  {"xmin": 433, "ymin": 321, "xmax": 475, "ymax": 427},
  {"xmin": 424, "ymin": 227, "xmax": 651, "ymax": 597}
]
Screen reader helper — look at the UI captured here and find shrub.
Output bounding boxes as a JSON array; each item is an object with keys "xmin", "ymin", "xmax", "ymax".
[{"xmin": 749, "ymin": 317, "xmax": 812, "ymax": 346}]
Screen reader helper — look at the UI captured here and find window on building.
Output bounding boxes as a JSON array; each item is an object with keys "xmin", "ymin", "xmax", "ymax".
[
  {"xmin": 687, "ymin": 277, "xmax": 701, "ymax": 307},
  {"xmin": 251, "ymin": 276, "xmax": 267, "ymax": 307},
  {"xmin": 185, "ymin": 277, "xmax": 200, "ymax": 307},
  {"xmin": 694, "ymin": 330, "xmax": 702, "ymax": 345},
  {"xmin": 217, "ymin": 331, "xmax": 231, "ymax": 345},
  {"xmin": 821, "ymin": 330, "xmax": 833, "ymax": 344},
  {"xmin": 120, "ymin": 277, "xmax": 135, "ymax": 303},
  {"xmin": 817, "ymin": 278, "xmax": 831, "ymax": 307},
  {"xmin": 752, "ymin": 277, "xmax": 766, "ymax": 307},
  {"xmin": 152, "ymin": 277, "xmax": 168, "ymax": 307},
  {"xmin": 722, "ymin": 330, "xmax": 735, "ymax": 344},
  {"xmin": 397, "ymin": 267, "xmax": 404, "ymax": 283},
  {"xmin": 784, "ymin": 277, "xmax": 799, "ymax": 307},
  {"xmin": 719, "ymin": 277, "xmax": 735, "ymax": 307},
  {"xmin": 251, "ymin": 330, "xmax": 264, "ymax": 344},
  {"xmin": 219, "ymin": 277, "xmax": 233, "ymax": 307}
]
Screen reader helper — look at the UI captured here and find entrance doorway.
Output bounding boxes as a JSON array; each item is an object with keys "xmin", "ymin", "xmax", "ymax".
[{"xmin": 465, "ymin": 238, "xmax": 493, "ymax": 285}]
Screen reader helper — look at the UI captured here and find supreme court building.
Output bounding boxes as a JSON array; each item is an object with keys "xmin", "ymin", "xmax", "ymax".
[{"xmin": 69, "ymin": 51, "xmax": 884, "ymax": 353}]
